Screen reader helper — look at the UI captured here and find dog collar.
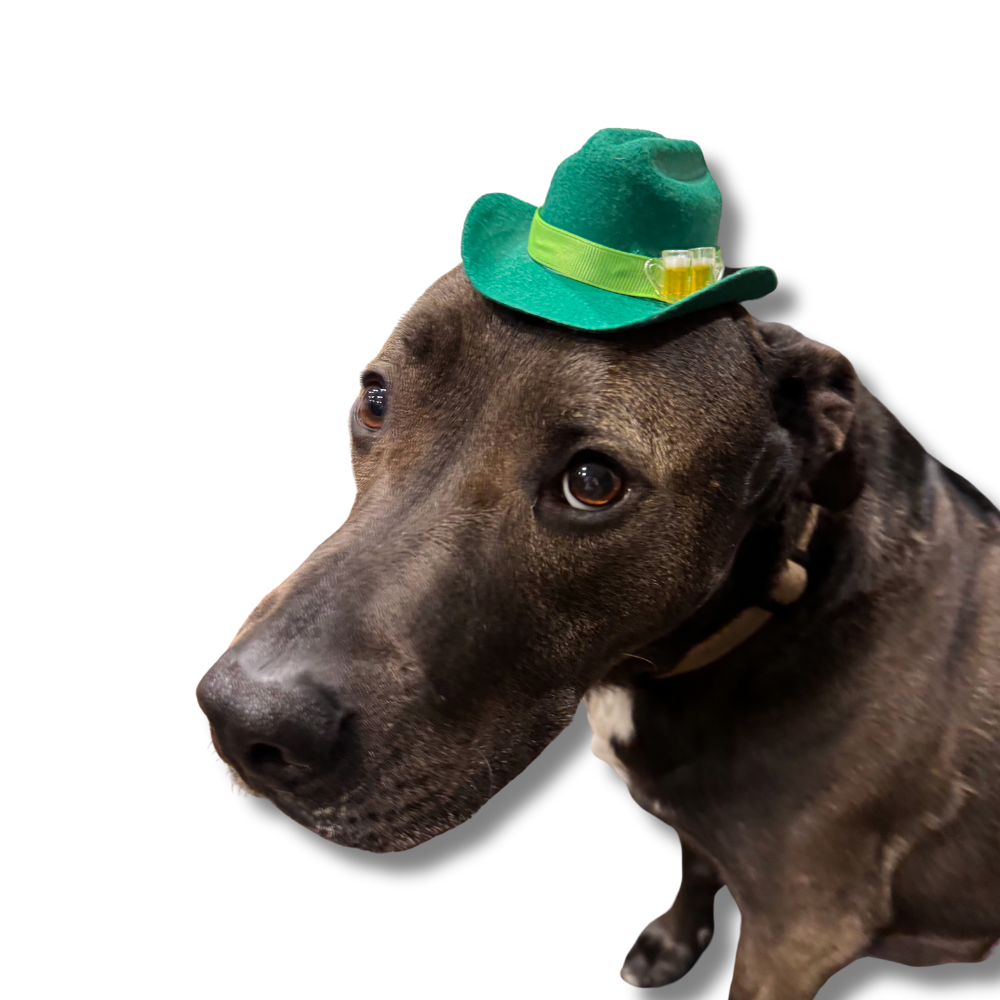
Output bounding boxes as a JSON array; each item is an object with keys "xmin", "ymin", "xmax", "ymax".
[{"xmin": 657, "ymin": 504, "xmax": 820, "ymax": 678}]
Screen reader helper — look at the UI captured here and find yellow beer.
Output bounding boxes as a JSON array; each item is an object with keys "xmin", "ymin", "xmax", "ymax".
[
  {"xmin": 690, "ymin": 248, "xmax": 718, "ymax": 293},
  {"xmin": 653, "ymin": 248, "xmax": 722, "ymax": 303},
  {"xmin": 661, "ymin": 250, "xmax": 692, "ymax": 302},
  {"xmin": 690, "ymin": 264, "xmax": 713, "ymax": 291}
]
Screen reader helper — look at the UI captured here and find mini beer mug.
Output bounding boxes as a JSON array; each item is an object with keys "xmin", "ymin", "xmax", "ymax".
[
  {"xmin": 643, "ymin": 246, "xmax": 725, "ymax": 303},
  {"xmin": 690, "ymin": 247, "xmax": 717, "ymax": 293},
  {"xmin": 660, "ymin": 249, "xmax": 692, "ymax": 302}
]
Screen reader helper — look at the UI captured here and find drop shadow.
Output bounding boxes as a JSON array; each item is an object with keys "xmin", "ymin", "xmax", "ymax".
[
  {"xmin": 242, "ymin": 701, "xmax": 594, "ymax": 871},
  {"xmin": 710, "ymin": 158, "xmax": 795, "ymax": 324},
  {"xmin": 746, "ymin": 286, "xmax": 797, "ymax": 323},
  {"xmin": 850, "ymin": 363, "xmax": 886, "ymax": 401},
  {"xmin": 709, "ymin": 160, "xmax": 745, "ymax": 267},
  {"xmin": 819, "ymin": 947, "xmax": 1000, "ymax": 999}
]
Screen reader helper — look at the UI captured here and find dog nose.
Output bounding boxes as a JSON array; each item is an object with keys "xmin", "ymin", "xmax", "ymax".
[{"xmin": 196, "ymin": 654, "xmax": 348, "ymax": 790}]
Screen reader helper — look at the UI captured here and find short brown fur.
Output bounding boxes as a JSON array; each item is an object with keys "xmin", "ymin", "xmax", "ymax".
[{"xmin": 198, "ymin": 268, "xmax": 1000, "ymax": 999}]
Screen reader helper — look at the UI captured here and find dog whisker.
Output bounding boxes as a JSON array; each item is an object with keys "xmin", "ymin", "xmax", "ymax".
[
  {"xmin": 621, "ymin": 652, "xmax": 658, "ymax": 670},
  {"xmin": 227, "ymin": 765, "xmax": 262, "ymax": 797},
  {"xmin": 479, "ymin": 749, "xmax": 494, "ymax": 800}
]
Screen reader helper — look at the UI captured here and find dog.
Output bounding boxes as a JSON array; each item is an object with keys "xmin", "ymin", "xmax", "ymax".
[{"xmin": 197, "ymin": 266, "xmax": 1000, "ymax": 999}]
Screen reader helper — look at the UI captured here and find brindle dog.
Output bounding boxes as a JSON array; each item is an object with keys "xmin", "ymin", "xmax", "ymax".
[{"xmin": 197, "ymin": 267, "xmax": 1000, "ymax": 1000}]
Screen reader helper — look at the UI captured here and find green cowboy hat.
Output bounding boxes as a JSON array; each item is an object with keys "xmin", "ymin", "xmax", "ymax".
[{"xmin": 461, "ymin": 128, "xmax": 777, "ymax": 332}]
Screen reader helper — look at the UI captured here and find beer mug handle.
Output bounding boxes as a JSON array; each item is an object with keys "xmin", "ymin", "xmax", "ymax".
[
  {"xmin": 713, "ymin": 248, "xmax": 725, "ymax": 283},
  {"xmin": 643, "ymin": 257, "xmax": 666, "ymax": 297}
]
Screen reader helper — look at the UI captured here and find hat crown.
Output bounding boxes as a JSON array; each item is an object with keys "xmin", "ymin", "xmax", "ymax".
[{"xmin": 540, "ymin": 129, "xmax": 722, "ymax": 258}]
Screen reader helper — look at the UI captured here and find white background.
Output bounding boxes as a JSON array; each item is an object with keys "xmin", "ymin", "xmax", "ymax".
[{"xmin": 2, "ymin": 2, "xmax": 998, "ymax": 998}]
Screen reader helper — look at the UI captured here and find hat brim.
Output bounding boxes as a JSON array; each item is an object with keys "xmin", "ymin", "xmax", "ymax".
[{"xmin": 461, "ymin": 193, "xmax": 778, "ymax": 332}]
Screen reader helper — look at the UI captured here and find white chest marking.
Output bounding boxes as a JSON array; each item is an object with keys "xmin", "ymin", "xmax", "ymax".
[{"xmin": 584, "ymin": 685, "xmax": 635, "ymax": 784}]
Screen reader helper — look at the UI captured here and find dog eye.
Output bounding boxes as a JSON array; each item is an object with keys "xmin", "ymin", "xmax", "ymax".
[
  {"xmin": 562, "ymin": 456, "xmax": 623, "ymax": 509},
  {"xmin": 359, "ymin": 385, "xmax": 387, "ymax": 429}
]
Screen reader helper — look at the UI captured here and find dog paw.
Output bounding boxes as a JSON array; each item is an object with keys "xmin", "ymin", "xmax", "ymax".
[{"xmin": 620, "ymin": 923, "xmax": 713, "ymax": 988}]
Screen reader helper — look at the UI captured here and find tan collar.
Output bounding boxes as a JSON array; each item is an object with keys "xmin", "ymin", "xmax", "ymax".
[{"xmin": 656, "ymin": 503, "xmax": 820, "ymax": 678}]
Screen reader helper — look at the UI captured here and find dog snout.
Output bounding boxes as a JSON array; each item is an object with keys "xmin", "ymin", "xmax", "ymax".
[{"xmin": 196, "ymin": 653, "xmax": 349, "ymax": 791}]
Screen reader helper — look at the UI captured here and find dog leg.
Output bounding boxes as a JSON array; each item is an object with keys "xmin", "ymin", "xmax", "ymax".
[
  {"xmin": 621, "ymin": 842, "xmax": 723, "ymax": 988},
  {"xmin": 726, "ymin": 874, "xmax": 887, "ymax": 1000},
  {"xmin": 719, "ymin": 809, "xmax": 908, "ymax": 1000},
  {"xmin": 728, "ymin": 913, "xmax": 872, "ymax": 1000}
]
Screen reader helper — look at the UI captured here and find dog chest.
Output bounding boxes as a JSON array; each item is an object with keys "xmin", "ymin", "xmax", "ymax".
[{"xmin": 584, "ymin": 684, "xmax": 636, "ymax": 784}]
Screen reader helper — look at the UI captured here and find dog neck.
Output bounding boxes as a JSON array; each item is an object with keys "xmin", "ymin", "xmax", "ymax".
[
  {"xmin": 613, "ymin": 496, "xmax": 828, "ymax": 683},
  {"xmin": 659, "ymin": 503, "xmax": 819, "ymax": 677}
]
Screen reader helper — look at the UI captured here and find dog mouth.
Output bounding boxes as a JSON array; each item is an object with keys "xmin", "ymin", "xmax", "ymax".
[
  {"xmin": 199, "ymin": 676, "xmax": 581, "ymax": 852},
  {"xmin": 300, "ymin": 776, "xmax": 495, "ymax": 852},
  {"xmin": 205, "ymin": 720, "xmax": 499, "ymax": 851},
  {"xmin": 225, "ymin": 762, "xmax": 263, "ymax": 797}
]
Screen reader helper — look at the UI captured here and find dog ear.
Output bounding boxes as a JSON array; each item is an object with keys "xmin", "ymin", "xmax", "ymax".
[{"xmin": 752, "ymin": 320, "xmax": 865, "ymax": 511}]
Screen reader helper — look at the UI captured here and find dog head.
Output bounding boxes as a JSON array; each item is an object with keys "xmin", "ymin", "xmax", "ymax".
[{"xmin": 196, "ymin": 267, "xmax": 858, "ymax": 851}]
